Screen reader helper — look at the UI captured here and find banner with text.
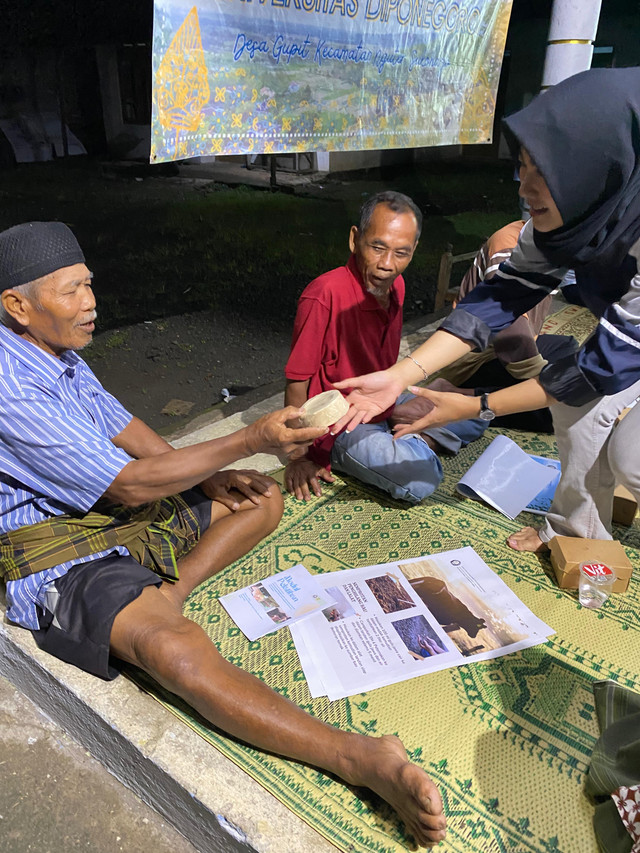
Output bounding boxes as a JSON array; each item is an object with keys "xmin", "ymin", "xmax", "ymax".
[{"xmin": 151, "ymin": 0, "xmax": 513, "ymax": 162}]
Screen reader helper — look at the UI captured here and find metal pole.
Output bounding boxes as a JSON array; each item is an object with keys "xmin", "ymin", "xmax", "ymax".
[{"xmin": 541, "ymin": 0, "xmax": 602, "ymax": 89}]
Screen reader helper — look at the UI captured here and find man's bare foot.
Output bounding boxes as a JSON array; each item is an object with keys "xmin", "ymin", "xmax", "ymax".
[
  {"xmin": 341, "ymin": 734, "xmax": 446, "ymax": 848},
  {"xmin": 507, "ymin": 526, "xmax": 549, "ymax": 553}
]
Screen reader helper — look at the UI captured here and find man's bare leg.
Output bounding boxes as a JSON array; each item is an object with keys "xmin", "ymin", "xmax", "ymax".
[
  {"xmin": 507, "ymin": 526, "xmax": 548, "ymax": 552},
  {"xmin": 164, "ymin": 485, "xmax": 284, "ymax": 607},
  {"xmin": 110, "ymin": 591, "xmax": 447, "ymax": 847}
]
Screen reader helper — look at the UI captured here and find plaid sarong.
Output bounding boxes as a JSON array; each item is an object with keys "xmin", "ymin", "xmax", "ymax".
[{"xmin": 0, "ymin": 494, "xmax": 202, "ymax": 583}]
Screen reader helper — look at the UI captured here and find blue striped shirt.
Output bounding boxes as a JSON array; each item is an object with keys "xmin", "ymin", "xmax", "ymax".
[{"xmin": 0, "ymin": 326, "xmax": 134, "ymax": 629}]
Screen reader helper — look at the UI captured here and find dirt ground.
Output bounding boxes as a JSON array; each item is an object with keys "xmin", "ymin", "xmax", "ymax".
[
  {"xmin": 84, "ymin": 307, "xmax": 293, "ymax": 432},
  {"xmin": 83, "ymin": 286, "xmax": 443, "ymax": 435},
  {"xmin": 2, "ymin": 155, "xmax": 516, "ymax": 433}
]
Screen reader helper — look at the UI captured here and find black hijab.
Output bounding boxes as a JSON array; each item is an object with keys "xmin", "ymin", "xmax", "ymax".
[{"xmin": 502, "ymin": 67, "xmax": 640, "ymax": 269}]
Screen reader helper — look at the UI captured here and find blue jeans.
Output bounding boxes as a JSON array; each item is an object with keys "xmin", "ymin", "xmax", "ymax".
[{"xmin": 330, "ymin": 395, "xmax": 487, "ymax": 504}]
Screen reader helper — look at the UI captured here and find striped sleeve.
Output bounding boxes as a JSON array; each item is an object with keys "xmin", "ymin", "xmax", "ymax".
[
  {"xmin": 77, "ymin": 361, "xmax": 133, "ymax": 438},
  {"xmin": 99, "ymin": 389, "xmax": 133, "ymax": 437},
  {"xmin": 0, "ymin": 389, "xmax": 133, "ymax": 513},
  {"xmin": 440, "ymin": 220, "xmax": 566, "ymax": 351},
  {"xmin": 483, "ymin": 246, "xmax": 519, "ymax": 280},
  {"xmin": 545, "ymin": 269, "xmax": 640, "ymax": 403}
]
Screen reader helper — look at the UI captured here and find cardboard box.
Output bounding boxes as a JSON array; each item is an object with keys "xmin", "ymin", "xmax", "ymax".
[
  {"xmin": 612, "ymin": 484, "xmax": 638, "ymax": 526},
  {"xmin": 548, "ymin": 536, "xmax": 633, "ymax": 593},
  {"xmin": 616, "ymin": 406, "xmax": 632, "ymax": 424}
]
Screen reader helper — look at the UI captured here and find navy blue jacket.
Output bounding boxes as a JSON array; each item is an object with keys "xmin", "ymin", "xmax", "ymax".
[{"xmin": 440, "ymin": 220, "xmax": 640, "ymax": 406}]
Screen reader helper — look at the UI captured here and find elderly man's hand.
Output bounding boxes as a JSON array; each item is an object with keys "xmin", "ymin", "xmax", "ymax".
[
  {"xmin": 285, "ymin": 458, "xmax": 334, "ymax": 501},
  {"xmin": 200, "ymin": 470, "xmax": 275, "ymax": 511},
  {"xmin": 244, "ymin": 407, "xmax": 326, "ymax": 457},
  {"xmin": 389, "ymin": 379, "xmax": 475, "ymax": 427},
  {"xmin": 392, "ymin": 386, "xmax": 481, "ymax": 438},
  {"xmin": 388, "ymin": 394, "xmax": 437, "ymax": 428}
]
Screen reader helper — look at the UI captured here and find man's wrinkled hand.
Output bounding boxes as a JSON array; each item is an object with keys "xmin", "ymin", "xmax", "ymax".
[
  {"xmin": 332, "ymin": 370, "xmax": 404, "ymax": 433},
  {"xmin": 285, "ymin": 458, "xmax": 334, "ymax": 501},
  {"xmin": 200, "ymin": 470, "xmax": 275, "ymax": 511},
  {"xmin": 389, "ymin": 379, "xmax": 475, "ymax": 428},
  {"xmin": 244, "ymin": 407, "xmax": 326, "ymax": 457},
  {"xmin": 388, "ymin": 394, "xmax": 436, "ymax": 428},
  {"xmin": 287, "ymin": 443, "xmax": 308, "ymax": 462},
  {"xmin": 392, "ymin": 386, "xmax": 480, "ymax": 438}
]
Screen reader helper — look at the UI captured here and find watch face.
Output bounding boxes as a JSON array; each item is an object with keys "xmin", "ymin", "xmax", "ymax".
[{"xmin": 479, "ymin": 394, "xmax": 495, "ymax": 421}]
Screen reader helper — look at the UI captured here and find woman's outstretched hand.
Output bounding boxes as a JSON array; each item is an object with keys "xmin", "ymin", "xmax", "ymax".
[
  {"xmin": 332, "ymin": 370, "xmax": 404, "ymax": 433},
  {"xmin": 392, "ymin": 386, "xmax": 481, "ymax": 438}
]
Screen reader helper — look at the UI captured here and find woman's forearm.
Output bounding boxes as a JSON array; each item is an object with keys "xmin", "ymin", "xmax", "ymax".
[
  {"xmin": 390, "ymin": 330, "xmax": 474, "ymax": 386},
  {"xmin": 484, "ymin": 378, "xmax": 556, "ymax": 417},
  {"xmin": 393, "ymin": 377, "xmax": 558, "ymax": 438}
]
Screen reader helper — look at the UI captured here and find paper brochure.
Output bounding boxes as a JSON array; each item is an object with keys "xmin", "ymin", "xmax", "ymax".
[
  {"xmin": 219, "ymin": 564, "xmax": 336, "ymax": 641},
  {"xmin": 456, "ymin": 435, "xmax": 560, "ymax": 520},
  {"xmin": 289, "ymin": 547, "xmax": 555, "ymax": 701},
  {"xmin": 525, "ymin": 455, "xmax": 562, "ymax": 515}
]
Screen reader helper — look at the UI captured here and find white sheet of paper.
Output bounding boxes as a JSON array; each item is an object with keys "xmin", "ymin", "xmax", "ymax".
[
  {"xmin": 456, "ymin": 435, "xmax": 560, "ymax": 520},
  {"xmin": 219, "ymin": 564, "xmax": 336, "ymax": 641},
  {"xmin": 290, "ymin": 547, "xmax": 554, "ymax": 701}
]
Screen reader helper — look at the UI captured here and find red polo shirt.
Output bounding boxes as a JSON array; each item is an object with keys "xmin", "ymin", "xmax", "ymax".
[{"xmin": 285, "ymin": 254, "xmax": 404, "ymax": 467}]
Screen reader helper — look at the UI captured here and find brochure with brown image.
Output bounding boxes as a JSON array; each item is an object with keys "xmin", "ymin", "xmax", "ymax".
[{"xmin": 290, "ymin": 547, "xmax": 554, "ymax": 700}]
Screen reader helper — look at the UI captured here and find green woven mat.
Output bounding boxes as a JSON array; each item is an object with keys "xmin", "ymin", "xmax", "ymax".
[{"xmin": 126, "ymin": 427, "xmax": 640, "ymax": 853}]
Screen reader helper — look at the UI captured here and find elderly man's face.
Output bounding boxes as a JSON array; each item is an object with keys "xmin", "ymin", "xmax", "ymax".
[
  {"xmin": 349, "ymin": 204, "xmax": 418, "ymax": 297},
  {"xmin": 22, "ymin": 263, "xmax": 96, "ymax": 357}
]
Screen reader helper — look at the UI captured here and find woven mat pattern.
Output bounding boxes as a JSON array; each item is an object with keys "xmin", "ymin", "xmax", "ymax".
[{"xmin": 126, "ymin": 425, "xmax": 640, "ymax": 853}]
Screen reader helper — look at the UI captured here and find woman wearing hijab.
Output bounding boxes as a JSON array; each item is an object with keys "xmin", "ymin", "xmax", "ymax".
[{"xmin": 334, "ymin": 67, "xmax": 640, "ymax": 552}]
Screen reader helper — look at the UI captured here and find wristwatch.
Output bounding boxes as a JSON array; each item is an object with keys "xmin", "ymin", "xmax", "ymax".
[{"xmin": 478, "ymin": 392, "xmax": 496, "ymax": 422}]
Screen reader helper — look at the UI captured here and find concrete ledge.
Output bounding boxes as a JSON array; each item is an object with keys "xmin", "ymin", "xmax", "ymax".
[
  {"xmin": 0, "ymin": 609, "xmax": 333, "ymax": 853},
  {"xmin": 169, "ymin": 392, "xmax": 286, "ymax": 473}
]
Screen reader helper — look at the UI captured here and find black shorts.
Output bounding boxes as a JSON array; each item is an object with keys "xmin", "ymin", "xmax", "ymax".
[{"xmin": 32, "ymin": 488, "xmax": 212, "ymax": 681}]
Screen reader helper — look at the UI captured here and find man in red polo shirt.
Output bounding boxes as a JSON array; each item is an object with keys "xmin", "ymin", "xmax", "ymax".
[{"xmin": 284, "ymin": 191, "xmax": 486, "ymax": 503}]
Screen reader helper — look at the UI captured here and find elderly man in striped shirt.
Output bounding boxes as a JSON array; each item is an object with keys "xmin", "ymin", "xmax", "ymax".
[{"xmin": 0, "ymin": 221, "xmax": 447, "ymax": 848}]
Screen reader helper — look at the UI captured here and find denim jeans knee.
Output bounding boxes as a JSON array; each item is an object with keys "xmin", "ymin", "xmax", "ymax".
[{"xmin": 331, "ymin": 422, "xmax": 444, "ymax": 504}]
